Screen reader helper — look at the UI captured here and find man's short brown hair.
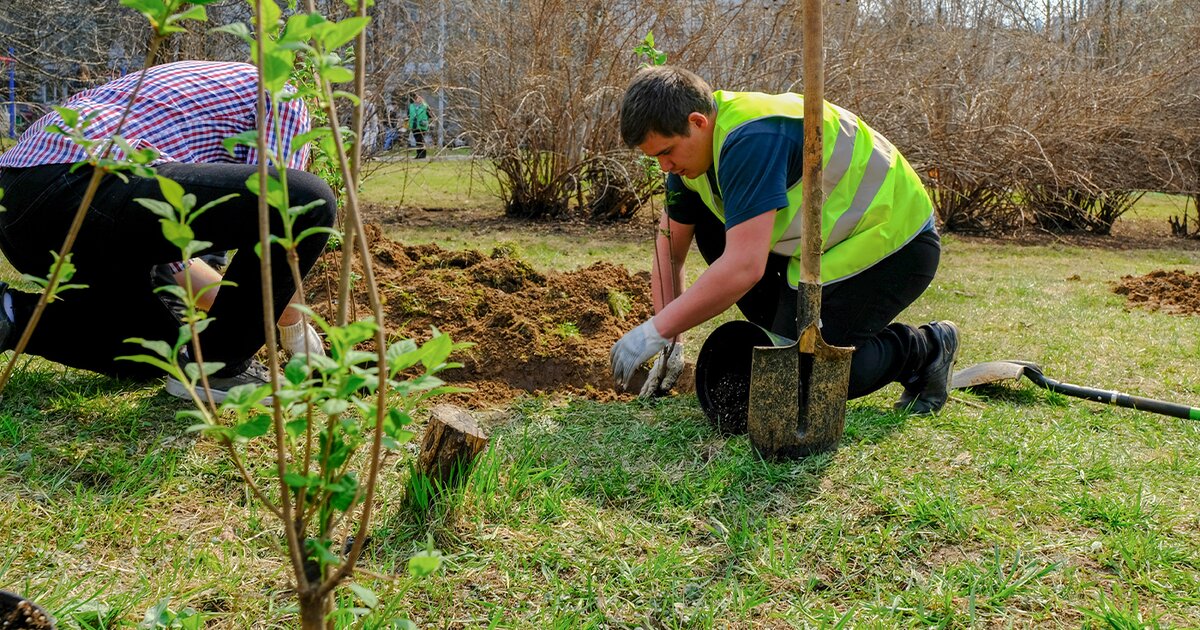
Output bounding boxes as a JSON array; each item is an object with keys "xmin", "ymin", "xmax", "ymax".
[{"xmin": 619, "ymin": 65, "xmax": 714, "ymax": 148}]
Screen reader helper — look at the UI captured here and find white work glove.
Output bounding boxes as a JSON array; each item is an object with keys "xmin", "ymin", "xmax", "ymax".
[
  {"xmin": 279, "ymin": 320, "xmax": 326, "ymax": 357},
  {"xmin": 639, "ymin": 342, "xmax": 685, "ymax": 398},
  {"xmin": 610, "ymin": 318, "xmax": 670, "ymax": 389}
]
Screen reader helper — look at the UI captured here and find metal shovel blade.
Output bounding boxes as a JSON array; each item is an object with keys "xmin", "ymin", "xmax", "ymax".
[
  {"xmin": 748, "ymin": 284, "xmax": 854, "ymax": 459},
  {"xmin": 951, "ymin": 360, "xmax": 1039, "ymax": 389}
]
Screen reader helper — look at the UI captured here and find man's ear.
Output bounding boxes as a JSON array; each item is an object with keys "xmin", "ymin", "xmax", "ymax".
[{"xmin": 687, "ymin": 111, "xmax": 711, "ymax": 132}]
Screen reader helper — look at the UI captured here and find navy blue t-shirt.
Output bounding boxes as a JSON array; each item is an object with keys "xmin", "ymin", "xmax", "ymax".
[{"xmin": 666, "ymin": 116, "xmax": 805, "ymax": 229}]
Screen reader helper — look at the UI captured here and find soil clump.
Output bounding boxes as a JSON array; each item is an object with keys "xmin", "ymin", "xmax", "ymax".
[
  {"xmin": 1113, "ymin": 269, "xmax": 1200, "ymax": 316},
  {"xmin": 308, "ymin": 225, "xmax": 656, "ymax": 407}
]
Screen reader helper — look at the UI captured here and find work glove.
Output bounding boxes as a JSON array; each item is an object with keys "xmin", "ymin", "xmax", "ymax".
[
  {"xmin": 279, "ymin": 319, "xmax": 326, "ymax": 357},
  {"xmin": 639, "ymin": 342, "xmax": 685, "ymax": 398},
  {"xmin": 610, "ymin": 318, "xmax": 669, "ymax": 389}
]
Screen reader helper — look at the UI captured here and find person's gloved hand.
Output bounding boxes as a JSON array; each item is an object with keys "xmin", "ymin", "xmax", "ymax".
[
  {"xmin": 639, "ymin": 342, "xmax": 685, "ymax": 398},
  {"xmin": 279, "ymin": 319, "xmax": 326, "ymax": 357},
  {"xmin": 610, "ymin": 318, "xmax": 669, "ymax": 389}
]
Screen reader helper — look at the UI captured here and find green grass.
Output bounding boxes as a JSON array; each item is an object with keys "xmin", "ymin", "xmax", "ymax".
[
  {"xmin": 1124, "ymin": 192, "xmax": 1195, "ymax": 223},
  {"xmin": 3, "ymin": 176, "xmax": 1200, "ymax": 626},
  {"xmin": 359, "ymin": 158, "xmax": 501, "ymax": 212}
]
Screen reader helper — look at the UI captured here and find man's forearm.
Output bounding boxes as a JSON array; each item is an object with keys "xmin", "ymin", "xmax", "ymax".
[
  {"xmin": 653, "ymin": 257, "xmax": 759, "ymax": 339},
  {"xmin": 651, "ymin": 210, "xmax": 776, "ymax": 340}
]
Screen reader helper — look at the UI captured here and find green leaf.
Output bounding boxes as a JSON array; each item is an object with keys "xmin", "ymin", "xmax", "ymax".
[
  {"xmin": 280, "ymin": 11, "xmax": 324, "ymax": 43},
  {"xmin": 235, "ymin": 414, "xmax": 272, "ymax": 439},
  {"xmin": 52, "ymin": 105, "xmax": 81, "ymax": 128},
  {"xmin": 284, "ymin": 471, "xmax": 317, "ymax": 489},
  {"xmin": 321, "ymin": 16, "xmax": 370, "ymax": 50},
  {"xmin": 384, "ymin": 408, "xmax": 413, "ymax": 441},
  {"xmin": 335, "ymin": 374, "xmax": 368, "ymax": 398},
  {"xmin": 176, "ymin": 409, "xmax": 210, "ymax": 425},
  {"xmin": 284, "ymin": 358, "xmax": 310, "ymax": 385},
  {"xmin": 155, "ymin": 175, "xmax": 186, "ymax": 210},
  {"xmin": 330, "ymin": 90, "xmax": 361, "ymax": 106},
  {"xmin": 260, "ymin": 46, "xmax": 296, "ymax": 93},
  {"xmin": 154, "ymin": 283, "xmax": 189, "ymax": 300},
  {"xmin": 129, "ymin": 338, "xmax": 172, "ymax": 360},
  {"xmin": 284, "ymin": 418, "xmax": 309, "ymax": 439},
  {"xmin": 195, "ymin": 193, "xmax": 239, "ymax": 217},
  {"xmin": 183, "ymin": 361, "xmax": 223, "ymax": 381},
  {"xmin": 221, "ymin": 130, "xmax": 258, "ymax": 157},
  {"xmin": 392, "ymin": 374, "xmax": 445, "ymax": 396},
  {"xmin": 211, "ymin": 22, "xmax": 253, "ymax": 44},
  {"xmin": 218, "ymin": 383, "xmax": 272, "ymax": 409},
  {"xmin": 420, "ymin": 333, "xmax": 453, "ymax": 370},
  {"xmin": 139, "ymin": 596, "xmax": 172, "ymax": 627},
  {"xmin": 135, "ymin": 197, "xmax": 177, "ymax": 220},
  {"xmin": 255, "ymin": 0, "xmax": 282, "ymax": 30},
  {"xmin": 291, "ymin": 127, "xmax": 332, "ymax": 149},
  {"xmin": 244, "ymin": 172, "xmax": 287, "ymax": 210},
  {"xmin": 305, "ymin": 538, "xmax": 340, "ymax": 568},
  {"xmin": 328, "ymin": 473, "xmax": 359, "ymax": 511},
  {"xmin": 295, "ymin": 225, "xmax": 339, "ymax": 246},
  {"xmin": 408, "ymin": 551, "xmax": 442, "ymax": 577},
  {"xmin": 347, "ymin": 583, "xmax": 378, "ymax": 609},
  {"xmin": 321, "ymin": 398, "xmax": 350, "ymax": 415},
  {"xmin": 326, "ymin": 436, "xmax": 350, "ymax": 469},
  {"xmin": 319, "ymin": 65, "xmax": 355, "ymax": 84},
  {"xmin": 161, "ymin": 221, "xmax": 196, "ymax": 250},
  {"xmin": 165, "ymin": 4, "xmax": 207, "ymax": 27},
  {"xmin": 181, "ymin": 239, "xmax": 215, "ymax": 261}
]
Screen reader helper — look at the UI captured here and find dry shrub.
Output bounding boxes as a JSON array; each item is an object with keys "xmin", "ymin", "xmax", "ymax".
[{"xmin": 443, "ymin": 0, "xmax": 694, "ymax": 221}]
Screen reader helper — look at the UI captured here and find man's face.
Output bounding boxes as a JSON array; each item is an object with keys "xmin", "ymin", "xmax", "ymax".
[{"xmin": 637, "ymin": 113, "xmax": 714, "ymax": 180}]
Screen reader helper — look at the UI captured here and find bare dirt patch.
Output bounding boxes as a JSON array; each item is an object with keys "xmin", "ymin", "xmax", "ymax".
[
  {"xmin": 1113, "ymin": 269, "xmax": 1200, "ymax": 316},
  {"xmin": 308, "ymin": 225, "xmax": 656, "ymax": 408}
]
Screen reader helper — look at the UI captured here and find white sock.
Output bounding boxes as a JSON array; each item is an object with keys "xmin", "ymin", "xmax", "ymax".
[{"xmin": 2, "ymin": 293, "xmax": 13, "ymax": 321}]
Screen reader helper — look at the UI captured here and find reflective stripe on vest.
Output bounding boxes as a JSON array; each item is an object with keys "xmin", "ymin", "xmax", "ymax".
[{"xmin": 680, "ymin": 91, "xmax": 932, "ymax": 285}]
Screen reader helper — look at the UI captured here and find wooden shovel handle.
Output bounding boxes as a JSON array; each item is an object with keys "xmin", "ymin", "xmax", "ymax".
[
  {"xmin": 796, "ymin": 0, "xmax": 824, "ymax": 333},
  {"xmin": 800, "ymin": 0, "xmax": 824, "ymax": 287}
]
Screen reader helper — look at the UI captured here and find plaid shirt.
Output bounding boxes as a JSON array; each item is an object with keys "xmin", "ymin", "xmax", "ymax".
[
  {"xmin": 0, "ymin": 60, "xmax": 313, "ymax": 272},
  {"xmin": 0, "ymin": 60, "xmax": 310, "ymax": 169}
]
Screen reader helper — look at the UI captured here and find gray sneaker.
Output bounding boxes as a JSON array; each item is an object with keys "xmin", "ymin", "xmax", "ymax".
[
  {"xmin": 895, "ymin": 321, "xmax": 960, "ymax": 415},
  {"xmin": 165, "ymin": 360, "xmax": 274, "ymax": 405}
]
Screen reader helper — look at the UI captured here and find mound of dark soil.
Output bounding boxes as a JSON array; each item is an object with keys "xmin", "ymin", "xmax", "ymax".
[
  {"xmin": 308, "ymin": 225, "xmax": 656, "ymax": 407},
  {"xmin": 1113, "ymin": 269, "xmax": 1200, "ymax": 316}
]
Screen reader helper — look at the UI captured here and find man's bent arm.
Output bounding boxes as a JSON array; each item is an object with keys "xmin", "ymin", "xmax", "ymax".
[{"xmin": 652, "ymin": 211, "xmax": 775, "ymax": 339}]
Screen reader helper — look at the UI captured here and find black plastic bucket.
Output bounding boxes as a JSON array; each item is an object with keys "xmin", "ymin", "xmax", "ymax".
[
  {"xmin": 0, "ymin": 590, "xmax": 55, "ymax": 629},
  {"xmin": 695, "ymin": 321, "xmax": 793, "ymax": 435}
]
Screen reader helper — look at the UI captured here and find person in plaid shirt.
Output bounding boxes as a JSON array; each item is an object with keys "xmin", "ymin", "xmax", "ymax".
[{"xmin": 0, "ymin": 60, "xmax": 337, "ymax": 402}]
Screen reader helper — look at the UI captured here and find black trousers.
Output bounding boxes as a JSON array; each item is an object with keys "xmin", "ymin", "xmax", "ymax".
[
  {"xmin": 0, "ymin": 162, "xmax": 336, "ymax": 380},
  {"xmin": 412, "ymin": 130, "xmax": 427, "ymax": 159},
  {"xmin": 691, "ymin": 210, "xmax": 941, "ymax": 399}
]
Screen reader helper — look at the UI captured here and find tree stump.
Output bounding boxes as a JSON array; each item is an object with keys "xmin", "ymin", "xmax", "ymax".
[{"xmin": 414, "ymin": 404, "xmax": 489, "ymax": 490}]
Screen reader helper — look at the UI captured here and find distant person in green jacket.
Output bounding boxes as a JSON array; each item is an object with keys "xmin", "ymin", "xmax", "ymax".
[
  {"xmin": 610, "ymin": 65, "xmax": 959, "ymax": 414},
  {"xmin": 406, "ymin": 93, "xmax": 430, "ymax": 159}
]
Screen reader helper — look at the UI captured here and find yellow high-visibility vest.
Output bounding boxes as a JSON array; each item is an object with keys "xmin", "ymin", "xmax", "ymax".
[{"xmin": 680, "ymin": 91, "xmax": 933, "ymax": 285}]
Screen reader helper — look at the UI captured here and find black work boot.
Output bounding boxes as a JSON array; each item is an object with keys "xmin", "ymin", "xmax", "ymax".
[
  {"xmin": 0, "ymin": 281, "xmax": 14, "ymax": 352},
  {"xmin": 895, "ymin": 320, "xmax": 960, "ymax": 415}
]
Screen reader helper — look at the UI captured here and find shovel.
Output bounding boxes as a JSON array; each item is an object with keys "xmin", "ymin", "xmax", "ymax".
[
  {"xmin": 747, "ymin": 0, "xmax": 855, "ymax": 459},
  {"xmin": 952, "ymin": 360, "xmax": 1200, "ymax": 420}
]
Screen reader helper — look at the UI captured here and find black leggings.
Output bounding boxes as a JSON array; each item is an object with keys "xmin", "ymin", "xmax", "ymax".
[
  {"xmin": 692, "ymin": 210, "xmax": 941, "ymax": 399},
  {"xmin": 0, "ymin": 162, "xmax": 336, "ymax": 380}
]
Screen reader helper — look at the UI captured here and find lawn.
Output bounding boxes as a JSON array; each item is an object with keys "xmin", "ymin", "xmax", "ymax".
[{"xmin": 2, "ymin": 160, "xmax": 1199, "ymax": 627}]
